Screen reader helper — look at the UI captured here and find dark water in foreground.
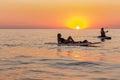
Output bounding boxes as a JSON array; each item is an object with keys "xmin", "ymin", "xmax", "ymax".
[{"xmin": 0, "ymin": 29, "xmax": 120, "ymax": 80}]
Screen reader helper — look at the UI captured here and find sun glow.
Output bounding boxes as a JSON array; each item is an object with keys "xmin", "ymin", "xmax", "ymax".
[
  {"xmin": 76, "ymin": 26, "xmax": 80, "ymax": 30},
  {"xmin": 66, "ymin": 16, "xmax": 89, "ymax": 29}
]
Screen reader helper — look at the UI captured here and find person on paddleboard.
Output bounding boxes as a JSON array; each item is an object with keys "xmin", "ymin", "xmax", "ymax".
[
  {"xmin": 100, "ymin": 28, "xmax": 108, "ymax": 37},
  {"xmin": 57, "ymin": 33, "xmax": 88, "ymax": 44}
]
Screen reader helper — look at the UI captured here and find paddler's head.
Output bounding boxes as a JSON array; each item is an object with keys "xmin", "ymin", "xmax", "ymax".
[
  {"xmin": 57, "ymin": 33, "xmax": 62, "ymax": 38},
  {"xmin": 101, "ymin": 28, "xmax": 104, "ymax": 31}
]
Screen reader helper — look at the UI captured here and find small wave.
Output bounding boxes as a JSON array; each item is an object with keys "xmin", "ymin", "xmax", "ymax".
[
  {"xmin": 15, "ymin": 56, "xmax": 33, "ymax": 58},
  {"xmin": 48, "ymin": 61, "xmax": 102, "ymax": 71},
  {"xmin": 55, "ymin": 61, "xmax": 100, "ymax": 66},
  {"xmin": 92, "ymin": 78, "xmax": 117, "ymax": 80},
  {"xmin": 27, "ymin": 70, "xmax": 65, "ymax": 76},
  {"xmin": 2, "ymin": 44, "xmax": 22, "ymax": 47},
  {"xmin": 29, "ymin": 70, "xmax": 48, "ymax": 73},
  {"xmin": 1, "ymin": 60, "xmax": 34, "ymax": 65},
  {"xmin": 38, "ymin": 59, "xmax": 74, "ymax": 62},
  {"xmin": 0, "ymin": 66, "xmax": 28, "ymax": 72},
  {"xmin": 21, "ymin": 78, "xmax": 42, "ymax": 80},
  {"xmin": 44, "ymin": 42, "xmax": 57, "ymax": 45}
]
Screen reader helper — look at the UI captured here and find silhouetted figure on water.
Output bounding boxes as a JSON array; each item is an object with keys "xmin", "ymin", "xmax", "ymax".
[
  {"xmin": 100, "ymin": 28, "xmax": 108, "ymax": 37},
  {"xmin": 57, "ymin": 33, "xmax": 88, "ymax": 44}
]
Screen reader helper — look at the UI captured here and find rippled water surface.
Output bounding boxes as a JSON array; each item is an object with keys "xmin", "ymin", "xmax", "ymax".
[{"xmin": 0, "ymin": 29, "xmax": 120, "ymax": 80}]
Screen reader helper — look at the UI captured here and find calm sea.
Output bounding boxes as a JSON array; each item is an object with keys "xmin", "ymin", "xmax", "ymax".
[{"xmin": 0, "ymin": 29, "xmax": 120, "ymax": 80}]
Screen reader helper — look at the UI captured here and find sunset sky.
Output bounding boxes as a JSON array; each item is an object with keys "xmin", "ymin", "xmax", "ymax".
[{"xmin": 0, "ymin": 0, "xmax": 120, "ymax": 29}]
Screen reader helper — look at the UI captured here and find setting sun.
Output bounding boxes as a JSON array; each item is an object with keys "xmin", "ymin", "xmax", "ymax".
[
  {"xmin": 66, "ymin": 16, "xmax": 89, "ymax": 29},
  {"xmin": 76, "ymin": 26, "xmax": 80, "ymax": 30}
]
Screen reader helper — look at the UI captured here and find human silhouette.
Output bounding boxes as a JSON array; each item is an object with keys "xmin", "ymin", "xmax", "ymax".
[{"xmin": 57, "ymin": 33, "xmax": 88, "ymax": 44}]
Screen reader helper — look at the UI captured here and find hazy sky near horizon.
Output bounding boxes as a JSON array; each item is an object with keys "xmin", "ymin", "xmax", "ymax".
[{"xmin": 0, "ymin": 0, "xmax": 120, "ymax": 29}]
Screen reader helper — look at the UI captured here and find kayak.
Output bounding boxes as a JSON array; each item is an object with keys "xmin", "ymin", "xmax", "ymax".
[
  {"xmin": 98, "ymin": 36, "xmax": 111, "ymax": 39},
  {"xmin": 58, "ymin": 42, "xmax": 101, "ymax": 46}
]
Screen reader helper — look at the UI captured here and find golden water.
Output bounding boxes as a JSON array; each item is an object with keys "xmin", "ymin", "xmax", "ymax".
[{"xmin": 0, "ymin": 29, "xmax": 120, "ymax": 80}]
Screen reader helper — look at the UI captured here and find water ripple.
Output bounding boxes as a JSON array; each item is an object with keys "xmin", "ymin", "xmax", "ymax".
[
  {"xmin": 0, "ymin": 60, "xmax": 35, "ymax": 66},
  {"xmin": 26, "ymin": 70, "xmax": 65, "ymax": 77},
  {"xmin": 55, "ymin": 61, "xmax": 100, "ymax": 66},
  {"xmin": 92, "ymin": 78, "xmax": 117, "ymax": 80},
  {"xmin": 21, "ymin": 78, "xmax": 42, "ymax": 80}
]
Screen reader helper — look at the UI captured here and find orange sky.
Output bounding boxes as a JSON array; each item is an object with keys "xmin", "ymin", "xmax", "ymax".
[{"xmin": 0, "ymin": 0, "xmax": 120, "ymax": 29}]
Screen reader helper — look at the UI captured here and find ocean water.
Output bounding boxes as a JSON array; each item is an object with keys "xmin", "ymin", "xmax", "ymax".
[{"xmin": 0, "ymin": 29, "xmax": 120, "ymax": 80}]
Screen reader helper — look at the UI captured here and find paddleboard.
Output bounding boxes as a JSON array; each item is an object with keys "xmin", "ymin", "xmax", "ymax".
[
  {"xmin": 98, "ymin": 36, "xmax": 111, "ymax": 39},
  {"xmin": 58, "ymin": 42, "xmax": 101, "ymax": 46}
]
